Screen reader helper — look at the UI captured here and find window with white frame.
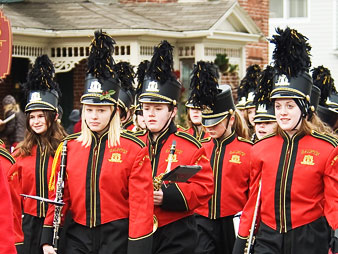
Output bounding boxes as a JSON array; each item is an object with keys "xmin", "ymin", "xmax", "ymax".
[{"xmin": 270, "ymin": 0, "xmax": 308, "ymax": 18}]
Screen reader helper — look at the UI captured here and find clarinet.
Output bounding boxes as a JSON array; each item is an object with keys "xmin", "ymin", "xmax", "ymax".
[
  {"xmin": 52, "ymin": 140, "xmax": 68, "ymax": 252},
  {"xmin": 153, "ymin": 140, "xmax": 176, "ymax": 191},
  {"xmin": 245, "ymin": 179, "xmax": 262, "ymax": 254}
]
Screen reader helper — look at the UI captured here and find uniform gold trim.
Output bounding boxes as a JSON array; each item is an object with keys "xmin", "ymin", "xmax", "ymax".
[
  {"xmin": 121, "ymin": 131, "xmax": 146, "ymax": 148},
  {"xmin": 175, "ymin": 131, "xmax": 201, "ymax": 148},
  {"xmin": 271, "ymin": 88, "xmax": 306, "ymax": 99}
]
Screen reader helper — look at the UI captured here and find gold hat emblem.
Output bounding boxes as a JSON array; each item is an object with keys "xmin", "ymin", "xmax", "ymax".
[
  {"xmin": 300, "ymin": 155, "xmax": 314, "ymax": 165},
  {"xmin": 229, "ymin": 155, "xmax": 241, "ymax": 164},
  {"xmin": 30, "ymin": 92, "xmax": 42, "ymax": 102},
  {"xmin": 88, "ymin": 80, "xmax": 103, "ymax": 93},
  {"xmin": 202, "ymin": 105, "xmax": 213, "ymax": 114},
  {"xmin": 257, "ymin": 103, "xmax": 268, "ymax": 113},
  {"xmin": 146, "ymin": 81, "xmax": 159, "ymax": 92},
  {"xmin": 275, "ymin": 75, "xmax": 290, "ymax": 87},
  {"xmin": 108, "ymin": 153, "xmax": 122, "ymax": 163}
]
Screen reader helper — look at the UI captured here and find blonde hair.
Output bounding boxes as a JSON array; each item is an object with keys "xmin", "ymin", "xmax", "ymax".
[
  {"xmin": 310, "ymin": 114, "xmax": 338, "ymax": 138},
  {"xmin": 232, "ymin": 110, "xmax": 250, "ymax": 139},
  {"xmin": 77, "ymin": 105, "xmax": 121, "ymax": 148},
  {"xmin": 4, "ymin": 103, "xmax": 20, "ymax": 115}
]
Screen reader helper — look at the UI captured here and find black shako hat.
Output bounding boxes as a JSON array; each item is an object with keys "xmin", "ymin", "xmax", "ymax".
[
  {"xmin": 24, "ymin": 55, "xmax": 61, "ymax": 113},
  {"xmin": 81, "ymin": 30, "xmax": 120, "ymax": 105},
  {"xmin": 139, "ymin": 41, "xmax": 181, "ymax": 105},
  {"xmin": 312, "ymin": 65, "xmax": 338, "ymax": 127},
  {"xmin": 269, "ymin": 27, "xmax": 313, "ymax": 113},
  {"xmin": 188, "ymin": 61, "xmax": 235, "ymax": 127},
  {"xmin": 237, "ymin": 64, "xmax": 261, "ymax": 109},
  {"xmin": 253, "ymin": 65, "xmax": 276, "ymax": 123},
  {"xmin": 114, "ymin": 61, "xmax": 135, "ymax": 113}
]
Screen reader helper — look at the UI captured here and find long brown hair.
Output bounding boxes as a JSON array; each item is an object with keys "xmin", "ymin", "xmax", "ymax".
[
  {"xmin": 14, "ymin": 110, "xmax": 67, "ymax": 157},
  {"xmin": 232, "ymin": 110, "xmax": 250, "ymax": 139}
]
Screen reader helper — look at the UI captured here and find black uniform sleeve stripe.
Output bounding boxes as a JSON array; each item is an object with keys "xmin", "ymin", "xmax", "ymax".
[
  {"xmin": 311, "ymin": 131, "xmax": 338, "ymax": 147},
  {"xmin": 127, "ymin": 234, "xmax": 153, "ymax": 254},
  {"xmin": 121, "ymin": 132, "xmax": 145, "ymax": 148},
  {"xmin": 132, "ymin": 130, "xmax": 147, "ymax": 137},
  {"xmin": 237, "ymin": 136, "xmax": 254, "ymax": 145},
  {"xmin": 200, "ymin": 137, "xmax": 211, "ymax": 143},
  {"xmin": 0, "ymin": 148, "xmax": 15, "ymax": 164},
  {"xmin": 175, "ymin": 131, "xmax": 202, "ymax": 148},
  {"xmin": 160, "ymin": 183, "xmax": 188, "ymax": 212},
  {"xmin": 63, "ymin": 132, "xmax": 81, "ymax": 141},
  {"xmin": 253, "ymin": 133, "xmax": 276, "ymax": 144}
]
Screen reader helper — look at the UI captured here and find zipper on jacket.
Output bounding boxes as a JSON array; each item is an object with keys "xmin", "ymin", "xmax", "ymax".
[
  {"xmin": 90, "ymin": 145, "xmax": 98, "ymax": 228},
  {"xmin": 211, "ymin": 142, "xmax": 221, "ymax": 219}
]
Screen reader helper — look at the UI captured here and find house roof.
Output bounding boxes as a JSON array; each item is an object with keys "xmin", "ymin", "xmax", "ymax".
[{"xmin": 2, "ymin": 0, "xmax": 241, "ymax": 32}]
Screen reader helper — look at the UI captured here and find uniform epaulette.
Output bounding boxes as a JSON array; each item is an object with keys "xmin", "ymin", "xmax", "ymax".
[
  {"xmin": 121, "ymin": 131, "xmax": 146, "ymax": 148},
  {"xmin": 254, "ymin": 133, "xmax": 276, "ymax": 144},
  {"xmin": 0, "ymin": 139, "xmax": 4, "ymax": 145},
  {"xmin": 132, "ymin": 129, "xmax": 147, "ymax": 137},
  {"xmin": 0, "ymin": 147, "xmax": 15, "ymax": 164},
  {"xmin": 175, "ymin": 131, "xmax": 202, "ymax": 148},
  {"xmin": 63, "ymin": 132, "xmax": 81, "ymax": 141},
  {"xmin": 237, "ymin": 136, "xmax": 253, "ymax": 145},
  {"xmin": 311, "ymin": 131, "xmax": 338, "ymax": 147},
  {"xmin": 200, "ymin": 137, "xmax": 211, "ymax": 143},
  {"xmin": 176, "ymin": 124, "xmax": 188, "ymax": 131}
]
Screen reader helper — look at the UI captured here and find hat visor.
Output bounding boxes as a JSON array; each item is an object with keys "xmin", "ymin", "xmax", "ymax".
[
  {"xmin": 81, "ymin": 96, "xmax": 116, "ymax": 106},
  {"xmin": 202, "ymin": 114, "xmax": 228, "ymax": 128},
  {"xmin": 253, "ymin": 115, "xmax": 276, "ymax": 123},
  {"xmin": 25, "ymin": 103, "xmax": 57, "ymax": 112},
  {"xmin": 139, "ymin": 96, "xmax": 171, "ymax": 104},
  {"xmin": 270, "ymin": 89, "xmax": 304, "ymax": 100}
]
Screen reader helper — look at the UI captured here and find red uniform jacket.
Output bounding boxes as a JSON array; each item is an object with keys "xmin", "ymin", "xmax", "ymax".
[
  {"xmin": 42, "ymin": 131, "xmax": 153, "ymax": 253},
  {"xmin": 196, "ymin": 132, "xmax": 252, "ymax": 218},
  {"xmin": 122, "ymin": 118, "xmax": 135, "ymax": 131},
  {"xmin": 0, "ymin": 160, "xmax": 17, "ymax": 254},
  {"xmin": 139, "ymin": 122, "xmax": 214, "ymax": 228},
  {"xmin": 10, "ymin": 145, "xmax": 54, "ymax": 218},
  {"xmin": 238, "ymin": 131, "xmax": 338, "ymax": 239},
  {"xmin": 1, "ymin": 148, "xmax": 24, "ymax": 246}
]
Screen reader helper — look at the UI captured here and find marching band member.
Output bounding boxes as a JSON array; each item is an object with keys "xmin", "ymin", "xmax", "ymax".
[
  {"xmin": 137, "ymin": 41, "xmax": 214, "ymax": 254},
  {"xmin": 8, "ymin": 55, "xmax": 67, "ymax": 254},
  {"xmin": 41, "ymin": 31, "xmax": 153, "ymax": 254},
  {"xmin": 188, "ymin": 61, "xmax": 252, "ymax": 254},
  {"xmin": 252, "ymin": 65, "xmax": 277, "ymax": 142},
  {"xmin": 233, "ymin": 27, "xmax": 338, "ymax": 254},
  {"xmin": 183, "ymin": 100, "xmax": 209, "ymax": 141}
]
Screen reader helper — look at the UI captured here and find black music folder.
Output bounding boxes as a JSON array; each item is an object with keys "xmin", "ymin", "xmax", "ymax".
[{"xmin": 162, "ymin": 165, "xmax": 202, "ymax": 182}]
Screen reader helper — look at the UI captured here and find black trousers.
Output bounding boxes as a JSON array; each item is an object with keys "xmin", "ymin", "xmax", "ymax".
[
  {"xmin": 195, "ymin": 215, "xmax": 236, "ymax": 254},
  {"xmin": 152, "ymin": 215, "xmax": 198, "ymax": 254},
  {"xmin": 254, "ymin": 217, "xmax": 331, "ymax": 254},
  {"xmin": 22, "ymin": 214, "xmax": 44, "ymax": 254},
  {"xmin": 65, "ymin": 219, "xmax": 128, "ymax": 254}
]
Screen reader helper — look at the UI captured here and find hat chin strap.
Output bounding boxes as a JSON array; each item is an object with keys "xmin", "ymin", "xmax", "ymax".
[
  {"xmin": 85, "ymin": 106, "xmax": 117, "ymax": 134},
  {"xmin": 148, "ymin": 110, "xmax": 174, "ymax": 139},
  {"xmin": 291, "ymin": 99, "xmax": 307, "ymax": 131}
]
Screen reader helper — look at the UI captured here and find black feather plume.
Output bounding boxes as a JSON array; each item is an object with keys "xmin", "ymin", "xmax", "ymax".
[
  {"xmin": 238, "ymin": 64, "xmax": 261, "ymax": 98},
  {"xmin": 253, "ymin": 65, "xmax": 275, "ymax": 106},
  {"xmin": 189, "ymin": 61, "xmax": 219, "ymax": 109},
  {"xmin": 270, "ymin": 27, "xmax": 311, "ymax": 77},
  {"xmin": 87, "ymin": 30, "xmax": 116, "ymax": 80},
  {"xmin": 135, "ymin": 60, "xmax": 150, "ymax": 96},
  {"xmin": 113, "ymin": 61, "xmax": 135, "ymax": 92},
  {"xmin": 312, "ymin": 65, "xmax": 335, "ymax": 105},
  {"xmin": 146, "ymin": 40, "xmax": 175, "ymax": 83},
  {"xmin": 24, "ymin": 54, "xmax": 61, "ymax": 97}
]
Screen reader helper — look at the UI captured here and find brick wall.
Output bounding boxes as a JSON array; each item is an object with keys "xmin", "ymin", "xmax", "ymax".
[
  {"xmin": 238, "ymin": 0, "xmax": 269, "ymax": 68},
  {"xmin": 72, "ymin": 59, "xmax": 87, "ymax": 110}
]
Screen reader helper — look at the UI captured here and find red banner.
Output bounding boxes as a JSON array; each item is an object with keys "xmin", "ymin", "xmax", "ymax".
[{"xmin": 0, "ymin": 10, "xmax": 12, "ymax": 79}]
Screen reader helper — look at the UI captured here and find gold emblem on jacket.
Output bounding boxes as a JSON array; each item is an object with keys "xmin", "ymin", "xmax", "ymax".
[
  {"xmin": 109, "ymin": 153, "xmax": 122, "ymax": 163},
  {"xmin": 165, "ymin": 154, "xmax": 178, "ymax": 163},
  {"xmin": 229, "ymin": 155, "xmax": 241, "ymax": 164},
  {"xmin": 300, "ymin": 155, "xmax": 314, "ymax": 165}
]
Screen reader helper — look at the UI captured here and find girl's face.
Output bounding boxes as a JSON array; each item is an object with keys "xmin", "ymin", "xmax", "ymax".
[
  {"xmin": 247, "ymin": 108, "xmax": 256, "ymax": 127},
  {"xmin": 254, "ymin": 121, "xmax": 277, "ymax": 140},
  {"xmin": 274, "ymin": 98, "xmax": 302, "ymax": 136},
  {"xmin": 84, "ymin": 104, "xmax": 112, "ymax": 134},
  {"xmin": 205, "ymin": 116, "xmax": 234, "ymax": 139},
  {"xmin": 29, "ymin": 110, "xmax": 48, "ymax": 135},
  {"xmin": 189, "ymin": 108, "xmax": 202, "ymax": 126}
]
